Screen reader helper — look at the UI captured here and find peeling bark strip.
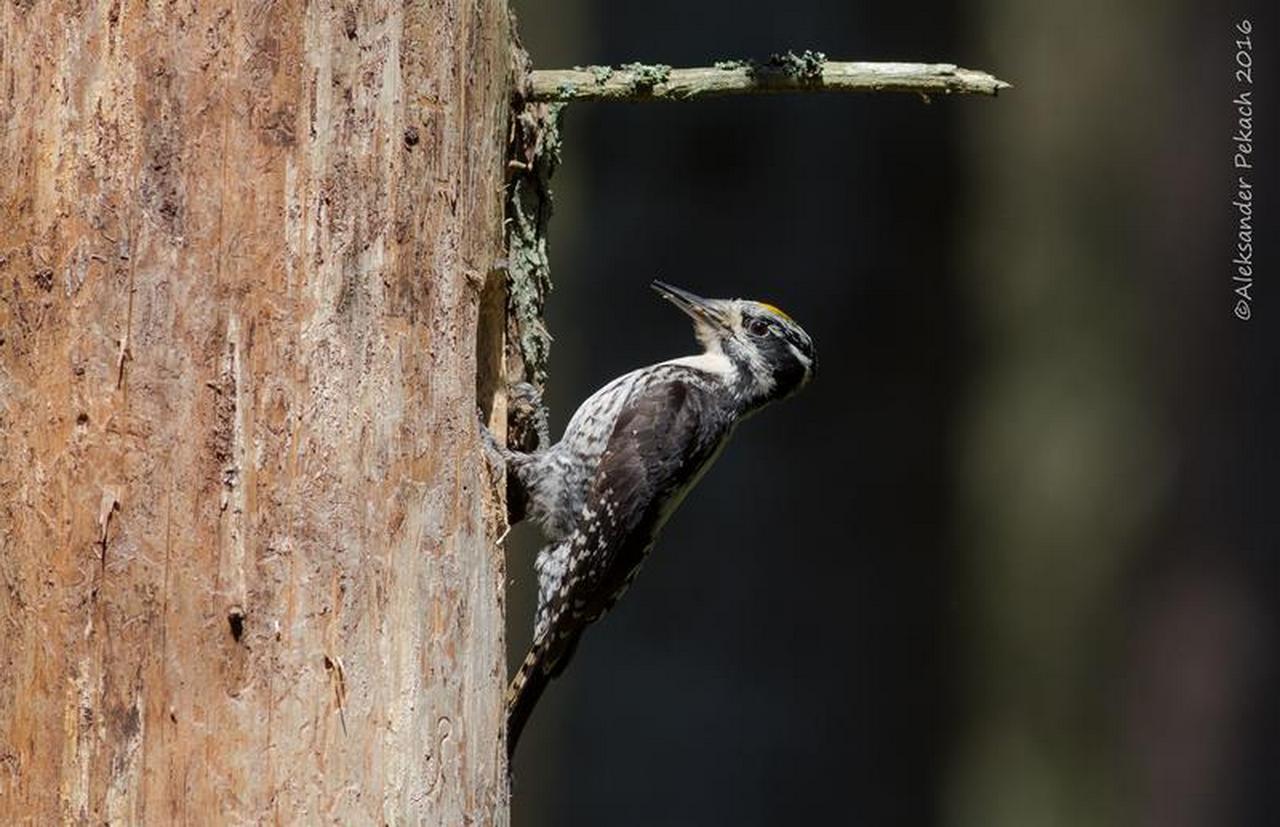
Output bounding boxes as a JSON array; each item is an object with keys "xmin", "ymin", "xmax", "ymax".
[
  {"xmin": 528, "ymin": 58, "xmax": 1011, "ymax": 102},
  {"xmin": 0, "ymin": 2, "xmax": 511, "ymax": 824}
]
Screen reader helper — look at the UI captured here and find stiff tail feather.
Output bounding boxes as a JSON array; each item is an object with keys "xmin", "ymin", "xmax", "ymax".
[
  {"xmin": 506, "ymin": 631, "xmax": 582, "ymax": 760},
  {"xmin": 506, "ymin": 648, "xmax": 549, "ymax": 761}
]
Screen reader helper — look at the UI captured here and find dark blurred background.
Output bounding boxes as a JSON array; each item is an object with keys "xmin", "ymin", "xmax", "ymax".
[{"xmin": 505, "ymin": 2, "xmax": 1278, "ymax": 825}]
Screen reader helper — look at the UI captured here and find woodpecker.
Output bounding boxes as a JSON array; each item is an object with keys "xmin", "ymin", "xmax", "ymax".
[{"xmin": 494, "ymin": 280, "xmax": 816, "ymax": 757}]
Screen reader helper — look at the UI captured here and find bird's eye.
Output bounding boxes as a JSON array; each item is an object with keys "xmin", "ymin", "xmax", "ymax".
[{"xmin": 746, "ymin": 317, "xmax": 773, "ymax": 337}]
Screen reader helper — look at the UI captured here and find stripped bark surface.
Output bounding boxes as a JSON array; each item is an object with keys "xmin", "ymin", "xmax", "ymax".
[
  {"xmin": 528, "ymin": 60, "xmax": 1010, "ymax": 102},
  {"xmin": 0, "ymin": 2, "xmax": 512, "ymax": 823}
]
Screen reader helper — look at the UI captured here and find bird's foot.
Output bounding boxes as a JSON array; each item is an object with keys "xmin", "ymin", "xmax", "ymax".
[{"xmin": 507, "ymin": 381, "xmax": 551, "ymax": 453}]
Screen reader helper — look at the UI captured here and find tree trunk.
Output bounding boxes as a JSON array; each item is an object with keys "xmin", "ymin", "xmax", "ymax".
[{"xmin": 0, "ymin": 2, "xmax": 512, "ymax": 823}]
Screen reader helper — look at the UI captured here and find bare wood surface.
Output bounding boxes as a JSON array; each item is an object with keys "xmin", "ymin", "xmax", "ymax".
[
  {"xmin": 0, "ymin": 2, "xmax": 511, "ymax": 823},
  {"xmin": 528, "ymin": 60, "xmax": 1010, "ymax": 102}
]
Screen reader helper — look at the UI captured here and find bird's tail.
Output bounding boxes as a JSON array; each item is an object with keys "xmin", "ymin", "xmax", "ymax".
[
  {"xmin": 506, "ymin": 631, "xmax": 582, "ymax": 760},
  {"xmin": 506, "ymin": 647, "xmax": 549, "ymax": 760}
]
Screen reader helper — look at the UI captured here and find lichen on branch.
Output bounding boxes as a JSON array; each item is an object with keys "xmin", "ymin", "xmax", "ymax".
[{"xmin": 528, "ymin": 57, "xmax": 1010, "ymax": 103}]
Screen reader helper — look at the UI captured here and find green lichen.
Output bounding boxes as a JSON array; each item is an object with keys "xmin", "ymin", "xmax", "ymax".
[
  {"xmin": 504, "ymin": 102, "xmax": 564, "ymax": 386},
  {"xmin": 619, "ymin": 62, "xmax": 672, "ymax": 91},
  {"xmin": 571, "ymin": 64, "xmax": 615, "ymax": 85},
  {"xmin": 766, "ymin": 49, "xmax": 827, "ymax": 81},
  {"xmin": 713, "ymin": 59, "xmax": 751, "ymax": 71}
]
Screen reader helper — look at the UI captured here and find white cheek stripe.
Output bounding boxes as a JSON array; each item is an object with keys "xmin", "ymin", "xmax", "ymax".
[
  {"xmin": 787, "ymin": 341, "xmax": 814, "ymax": 380},
  {"xmin": 788, "ymin": 341, "xmax": 812, "ymax": 365}
]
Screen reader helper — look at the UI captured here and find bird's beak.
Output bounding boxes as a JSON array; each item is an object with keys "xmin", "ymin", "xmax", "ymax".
[{"xmin": 651, "ymin": 280, "xmax": 729, "ymax": 329}]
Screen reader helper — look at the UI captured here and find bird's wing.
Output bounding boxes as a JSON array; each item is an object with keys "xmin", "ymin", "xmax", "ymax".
[
  {"xmin": 536, "ymin": 371, "xmax": 725, "ymax": 648},
  {"xmin": 509, "ymin": 369, "xmax": 728, "ymax": 757}
]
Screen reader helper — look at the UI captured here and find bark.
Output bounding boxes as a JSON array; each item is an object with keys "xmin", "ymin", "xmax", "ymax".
[{"xmin": 0, "ymin": 2, "xmax": 512, "ymax": 824}]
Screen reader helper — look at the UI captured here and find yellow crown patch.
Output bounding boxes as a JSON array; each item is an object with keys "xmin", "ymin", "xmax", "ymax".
[{"xmin": 758, "ymin": 302, "xmax": 794, "ymax": 323}]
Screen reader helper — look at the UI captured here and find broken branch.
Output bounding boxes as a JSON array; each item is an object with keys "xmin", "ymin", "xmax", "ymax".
[{"xmin": 527, "ymin": 59, "xmax": 1010, "ymax": 103}]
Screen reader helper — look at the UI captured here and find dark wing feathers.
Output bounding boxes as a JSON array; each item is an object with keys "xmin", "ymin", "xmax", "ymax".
[
  {"xmin": 567, "ymin": 376, "xmax": 719, "ymax": 621},
  {"xmin": 507, "ymin": 371, "xmax": 727, "ymax": 757}
]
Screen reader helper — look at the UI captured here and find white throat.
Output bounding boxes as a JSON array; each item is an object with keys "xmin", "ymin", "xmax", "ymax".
[{"xmin": 662, "ymin": 351, "xmax": 737, "ymax": 380}]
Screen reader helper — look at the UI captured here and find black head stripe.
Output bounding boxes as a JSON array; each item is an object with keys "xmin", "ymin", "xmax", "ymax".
[
  {"xmin": 780, "ymin": 323, "xmax": 814, "ymax": 360},
  {"xmin": 770, "ymin": 342, "xmax": 809, "ymax": 391}
]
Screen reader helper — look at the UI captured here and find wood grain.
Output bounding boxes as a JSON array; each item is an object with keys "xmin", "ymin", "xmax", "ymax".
[{"xmin": 0, "ymin": 2, "xmax": 512, "ymax": 822}]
